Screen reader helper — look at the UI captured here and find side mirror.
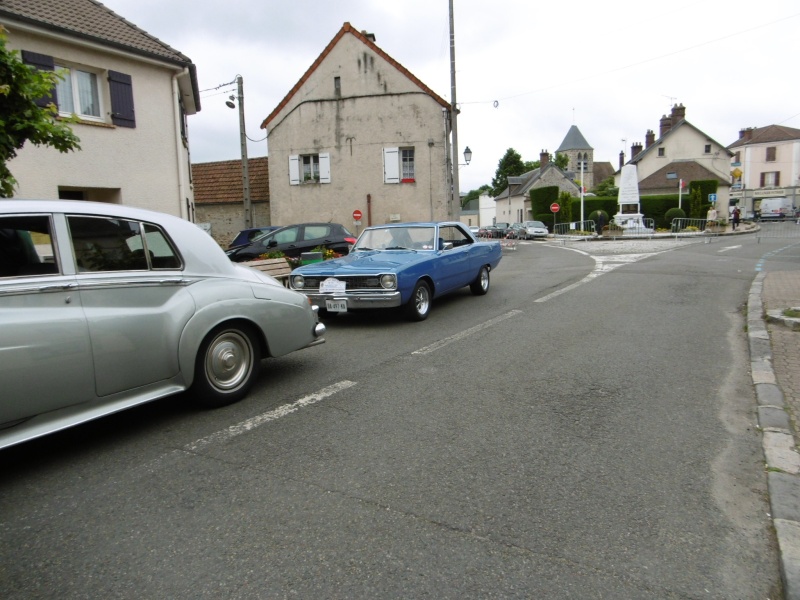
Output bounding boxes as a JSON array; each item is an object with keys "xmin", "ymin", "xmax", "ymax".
[{"xmin": 442, "ymin": 241, "xmax": 454, "ymax": 251}]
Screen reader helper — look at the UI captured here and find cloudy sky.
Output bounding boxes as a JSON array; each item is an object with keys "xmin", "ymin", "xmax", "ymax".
[{"xmin": 101, "ymin": 0, "xmax": 799, "ymax": 193}]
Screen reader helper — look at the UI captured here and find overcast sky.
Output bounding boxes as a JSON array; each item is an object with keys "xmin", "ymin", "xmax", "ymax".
[{"xmin": 101, "ymin": 0, "xmax": 799, "ymax": 193}]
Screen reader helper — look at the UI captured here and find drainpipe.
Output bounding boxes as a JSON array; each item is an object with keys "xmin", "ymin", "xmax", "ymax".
[{"xmin": 367, "ymin": 194, "xmax": 372, "ymax": 226}]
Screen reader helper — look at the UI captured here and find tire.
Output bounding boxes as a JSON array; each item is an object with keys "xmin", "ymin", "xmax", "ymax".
[
  {"xmin": 470, "ymin": 265, "xmax": 490, "ymax": 295},
  {"xmin": 192, "ymin": 323, "xmax": 261, "ymax": 408},
  {"xmin": 404, "ymin": 280, "xmax": 432, "ymax": 321}
]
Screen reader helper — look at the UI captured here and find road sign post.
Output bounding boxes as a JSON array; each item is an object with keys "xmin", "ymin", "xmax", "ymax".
[{"xmin": 551, "ymin": 202, "xmax": 560, "ymax": 230}]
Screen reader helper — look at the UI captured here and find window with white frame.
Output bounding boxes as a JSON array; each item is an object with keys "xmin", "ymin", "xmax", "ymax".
[
  {"xmin": 766, "ymin": 146, "xmax": 776, "ymax": 162},
  {"xmin": 21, "ymin": 51, "xmax": 136, "ymax": 128},
  {"xmin": 289, "ymin": 153, "xmax": 331, "ymax": 185},
  {"xmin": 383, "ymin": 147, "xmax": 415, "ymax": 184},
  {"xmin": 760, "ymin": 171, "xmax": 780, "ymax": 187},
  {"xmin": 55, "ymin": 65, "xmax": 101, "ymax": 120},
  {"xmin": 401, "ymin": 148, "xmax": 415, "ymax": 182}
]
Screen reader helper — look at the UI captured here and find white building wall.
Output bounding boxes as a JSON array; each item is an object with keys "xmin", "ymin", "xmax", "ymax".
[
  {"xmin": 479, "ymin": 192, "xmax": 494, "ymax": 226},
  {"xmin": 6, "ymin": 29, "xmax": 191, "ymax": 217}
]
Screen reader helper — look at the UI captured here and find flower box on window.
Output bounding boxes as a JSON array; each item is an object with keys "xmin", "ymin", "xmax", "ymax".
[{"xmin": 401, "ymin": 178, "xmax": 415, "ymax": 183}]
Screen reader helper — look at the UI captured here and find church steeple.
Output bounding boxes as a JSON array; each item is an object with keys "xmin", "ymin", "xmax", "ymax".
[{"xmin": 556, "ymin": 125, "xmax": 594, "ymax": 190}]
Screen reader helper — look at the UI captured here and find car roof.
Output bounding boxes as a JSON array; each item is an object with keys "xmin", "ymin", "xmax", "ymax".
[{"xmin": 0, "ymin": 199, "xmax": 237, "ymax": 276}]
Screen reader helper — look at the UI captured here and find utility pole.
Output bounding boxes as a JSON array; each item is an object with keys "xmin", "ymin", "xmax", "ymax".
[
  {"xmin": 448, "ymin": 0, "xmax": 459, "ymax": 221},
  {"xmin": 237, "ymin": 75, "xmax": 252, "ymax": 228}
]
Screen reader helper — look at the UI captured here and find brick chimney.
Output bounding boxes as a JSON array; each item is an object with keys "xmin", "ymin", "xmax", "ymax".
[
  {"xmin": 631, "ymin": 142, "xmax": 643, "ymax": 159},
  {"xmin": 739, "ymin": 127, "xmax": 754, "ymax": 141},
  {"xmin": 540, "ymin": 150, "xmax": 549, "ymax": 167},
  {"xmin": 670, "ymin": 103, "xmax": 686, "ymax": 126},
  {"xmin": 645, "ymin": 129, "xmax": 655, "ymax": 148},
  {"xmin": 619, "ymin": 150, "xmax": 625, "ymax": 169},
  {"xmin": 660, "ymin": 114, "xmax": 672, "ymax": 137}
]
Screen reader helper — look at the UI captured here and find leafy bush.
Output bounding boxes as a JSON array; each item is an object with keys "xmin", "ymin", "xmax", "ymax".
[{"xmin": 665, "ymin": 207, "xmax": 685, "ymax": 224}]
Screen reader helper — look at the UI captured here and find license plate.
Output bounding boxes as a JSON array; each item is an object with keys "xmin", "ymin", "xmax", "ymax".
[{"xmin": 326, "ymin": 299, "xmax": 347, "ymax": 312}]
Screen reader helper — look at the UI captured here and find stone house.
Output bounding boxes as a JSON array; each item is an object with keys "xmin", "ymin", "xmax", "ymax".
[
  {"xmin": 493, "ymin": 151, "xmax": 581, "ymax": 224},
  {"xmin": 616, "ymin": 104, "xmax": 732, "ymax": 211},
  {"xmin": 0, "ymin": 0, "xmax": 199, "ymax": 219},
  {"xmin": 260, "ymin": 22, "xmax": 452, "ymax": 228},
  {"xmin": 727, "ymin": 124, "xmax": 800, "ymax": 217},
  {"xmin": 192, "ymin": 157, "xmax": 271, "ymax": 247}
]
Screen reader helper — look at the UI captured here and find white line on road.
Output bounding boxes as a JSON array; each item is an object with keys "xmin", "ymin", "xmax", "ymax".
[
  {"xmin": 184, "ymin": 380, "xmax": 357, "ymax": 451},
  {"xmin": 719, "ymin": 245, "xmax": 742, "ymax": 253},
  {"xmin": 412, "ymin": 310, "xmax": 523, "ymax": 355}
]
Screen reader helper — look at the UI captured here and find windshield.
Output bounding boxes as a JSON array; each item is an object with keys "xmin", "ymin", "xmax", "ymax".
[{"xmin": 355, "ymin": 226, "xmax": 437, "ymax": 251}]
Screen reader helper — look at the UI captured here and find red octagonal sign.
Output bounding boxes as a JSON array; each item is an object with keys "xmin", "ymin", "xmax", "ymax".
[{"xmin": 550, "ymin": 203, "xmax": 560, "ymax": 213}]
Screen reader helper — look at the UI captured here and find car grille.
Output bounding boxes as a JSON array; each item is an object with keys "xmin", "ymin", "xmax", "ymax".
[{"xmin": 298, "ymin": 275, "xmax": 387, "ymax": 291}]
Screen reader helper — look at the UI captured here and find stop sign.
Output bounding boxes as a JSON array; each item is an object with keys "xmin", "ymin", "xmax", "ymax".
[
  {"xmin": 353, "ymin": 209, "xmax": 363, "ymax": 221},
  {"xmin": 550, "ymin": 203, "xmax": 560, "ymax": 213}
]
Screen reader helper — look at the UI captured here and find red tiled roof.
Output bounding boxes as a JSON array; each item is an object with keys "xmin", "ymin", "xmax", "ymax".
[
  {"xmin": 728, "ymin": 124, "xmax": 800, "ymax": 149},
  {"xmin": 261, "ymin": 22, "xmax": 450, "ymax": 129},
  {"xmin": 192, "ymin": 157, "xmax": 269, "ymax": 205}
]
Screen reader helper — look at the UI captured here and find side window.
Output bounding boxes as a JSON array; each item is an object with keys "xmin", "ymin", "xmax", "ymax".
[
  {"xmin": 272, "ymin": 227, "xmax": 299, "ymax": 244},
  {"xmin": 439, "ymin": 225, "xmax": 471, "ymax": 248},
  {"xmin": 0, "ymin": 215, "xmax": 59, "ymax": 277},
  {"xmin": 303, "ymin": 225, "xmax": 330, "ymax": 241},
  {"xmin": 68, "ymin": 216, "xmax": 147, "ymax": 272},
  {"xmin": 140, "ymin": 224, "xmax": 182, "ymax": 269}
]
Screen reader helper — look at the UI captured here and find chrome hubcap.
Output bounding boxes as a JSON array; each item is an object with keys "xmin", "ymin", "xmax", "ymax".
[{"xmin": 205, "ymin": 331, "xmax": 253, "ymax": 392}]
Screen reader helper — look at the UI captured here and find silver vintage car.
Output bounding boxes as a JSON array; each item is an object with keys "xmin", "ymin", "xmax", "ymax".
[{"xmin": 0, "ymin": 200, "xmax": 325, "ymax": 449}]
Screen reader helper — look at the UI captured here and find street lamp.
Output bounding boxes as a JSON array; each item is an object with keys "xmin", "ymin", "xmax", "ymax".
[
  {"xmin": 463, "ymin": 146, "xmax": 472, "ymax": 165},
  {"xmin": 225, "ymin": 75, "xmax": 252, "ymax": 228}
]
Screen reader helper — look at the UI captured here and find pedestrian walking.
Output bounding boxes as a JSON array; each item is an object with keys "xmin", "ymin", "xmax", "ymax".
[
  {"xmin": 595, "ymin": 211, "xmax": 606, "ymax": 235},
  {"xmin": 732, "ymin": 207, "xmax": 741, "ymax": 230}
]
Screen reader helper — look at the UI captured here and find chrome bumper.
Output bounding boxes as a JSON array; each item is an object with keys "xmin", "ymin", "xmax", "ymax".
[{"xmin": 305, "ymin": 291, "xmax": 402, "ymax": 309}]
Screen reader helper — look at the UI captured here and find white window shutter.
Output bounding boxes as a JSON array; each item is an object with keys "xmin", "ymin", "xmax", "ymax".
[
  {"xmin": 319, "ymin": 152, "xmax": 331, "ymax": 184},
  {"xmin": 289, "ymin": 155, "xmax": 300, "ymax": 185},
  {"xmin": 383, "ymin": 147, "xmax": 399, "ymax": 184}
]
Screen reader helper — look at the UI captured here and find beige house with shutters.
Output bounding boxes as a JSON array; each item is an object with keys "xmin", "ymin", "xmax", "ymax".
[
  {"xmin": 0, "ymin": 0, "xmax": 200, "ymax": 219},
  {"xmin": 727, "ymin": 125, "xmax": 800, "ymax": 217},
  {"xmin": 261, "ymin": 22, "xmax": 452, "ymax": 228}
]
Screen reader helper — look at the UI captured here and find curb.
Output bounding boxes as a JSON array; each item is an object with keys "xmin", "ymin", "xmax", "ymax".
[{"xmin": 749, "ymin": 272, "xmax": 800, "ymax": 599}]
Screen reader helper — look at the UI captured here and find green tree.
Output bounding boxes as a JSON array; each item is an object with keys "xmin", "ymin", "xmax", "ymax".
[
  {"xmin": 461, "ymin": 184, "xmax": 491, "ymax": 208},
  {"xmin": 557, "ymin": 190, "xmax": 573, "ymax": 223},
  {"xmin": 593, "ymin": 176, "xmax": 618, "ymax": 196},
  {"xmin": 524, "ymin": 152, "xmax": 569, "ymax": 172},
  {"xmin": 688, "ymin": 187, "xmax": 702, "ymax": 219},
  {"xmin": 491, "ymin": 148, "xmax": 526, "ymax": 197},
  {"xmin": 0, "ymin": 26, "xmax": 80, "ymax": 196}
]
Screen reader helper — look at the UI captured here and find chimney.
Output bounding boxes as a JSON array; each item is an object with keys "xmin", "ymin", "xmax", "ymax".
[
  {"xmin": 619, "ymin": 150, "xmax": 625, "ymax": 169},
  {"xmin": 540, "ymin": 150, "xmax": 549, "ymax": 167},
  {"xmin": 739, "ymin": 127, "xmax": 754, "ymax": 141},
  {"xmin": 631, "ymin": 142, "xmax": 643, "ymax": 159},
  {"xmin": 671, "ymin": 103, "xmax": 686, "ymax": 126},
  {"xmin": 361, "ymin": 30, "xmax": 376, "ymax": 42},
  {"xmin": 660, "ymin": 114, "xmax": 672, "ymax": 137},
  {"xmin": 645, "ymin": 129, "xmax": 655, "ymax": 148}
]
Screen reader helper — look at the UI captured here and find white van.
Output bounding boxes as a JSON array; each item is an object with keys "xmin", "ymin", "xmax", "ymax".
[{"xmin": 757, "ymin": 197, "xmax": 794, "ymax": 220}]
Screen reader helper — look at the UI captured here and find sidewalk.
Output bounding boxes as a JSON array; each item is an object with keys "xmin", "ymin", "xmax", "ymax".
[{"xmin": 751, "ymin": 270, "xmax": 800, "ymax": 599}]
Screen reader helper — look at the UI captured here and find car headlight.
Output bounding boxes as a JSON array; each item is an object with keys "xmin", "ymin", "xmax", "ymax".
[
  {"xmin": 380, "ymin": 274, "xmax": 397, "ymax": 289},
  {"xmin": 291, "ymin": 275, "xmax": 305, "ymax": 289}
]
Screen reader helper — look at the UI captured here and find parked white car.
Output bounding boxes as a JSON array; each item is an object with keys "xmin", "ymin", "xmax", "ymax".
[{"xmin": 521, "ymin": 220, "xmax": 549, "ymax": 239}]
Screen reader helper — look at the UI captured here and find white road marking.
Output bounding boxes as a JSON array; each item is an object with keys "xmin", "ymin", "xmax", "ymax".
[
  {"xmin": 184, "ymin": 380, "xmax": 357, "ymax": 451},
  {"xmin": 719, "ymin": 245, "xmax": 742, "ymax": 253},
  {"xmin": 412, "ymin": 310, "xmax": 523, "ymax": 355}
]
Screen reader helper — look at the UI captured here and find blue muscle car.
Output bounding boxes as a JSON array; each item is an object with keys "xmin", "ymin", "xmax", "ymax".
[{"xmin": 288, "ymin": 222, "xmax": 502, "ymax": 321}]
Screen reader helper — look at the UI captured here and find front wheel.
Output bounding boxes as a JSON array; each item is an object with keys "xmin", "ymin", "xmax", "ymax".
[
  {"xmin": 404, "ymin": 280, "xmax": 431, "ymax": 321},
  {"xmin": 192, "ymin": 323, "xmax": 261, "ymax": 408},
  {"xmin": 470, "ymin": 266, "xmax": 490, "ymax": 295}
]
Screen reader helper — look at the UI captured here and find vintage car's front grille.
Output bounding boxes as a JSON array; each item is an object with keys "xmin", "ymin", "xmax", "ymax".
[{"xmin": 298, "ymin": 275, "xmax": 387, "ymax": 292}]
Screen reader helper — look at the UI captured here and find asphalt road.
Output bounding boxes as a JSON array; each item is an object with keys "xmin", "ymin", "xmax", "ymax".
[{"xmin": 2, "ymin": 234, "xmax": 795, "ymax": 599}]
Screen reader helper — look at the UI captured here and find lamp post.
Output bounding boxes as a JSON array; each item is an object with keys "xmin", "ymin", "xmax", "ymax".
[{"xmin": 226, "ymin": 75, "xmax": 251, "ymax": 228}]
